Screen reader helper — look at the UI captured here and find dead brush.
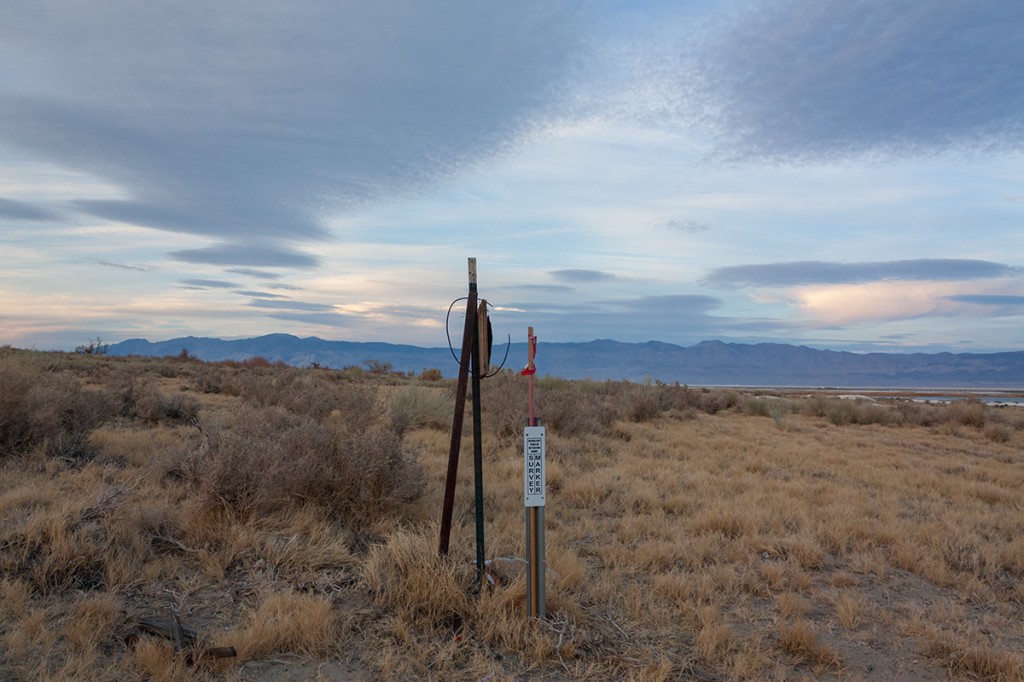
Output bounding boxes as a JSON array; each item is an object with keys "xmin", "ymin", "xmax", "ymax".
[
  {"xmin": 775, "ymin": 620, "xmax": 840, "ymax": 667},
  {"xmin": 4, "ymin": 353, "xmax": 1024, "ymax": 680},
  {"xmin": 390, "ymin": 384, "xmax": 451, "ymax": 437},
  {"xmin": 229, "ymin": 590, "xmax": 340, "ymax": 660},
  {"xmin": 0, "ymin": 360, "xmax": 113, "ymax": 459},
  {"xmin": 192, "ymin": 403, "xmax": 425, "ymax": 525},
  {"xmin": 363, "ymin": 529, "xmax": 474, "ymax": 631}
]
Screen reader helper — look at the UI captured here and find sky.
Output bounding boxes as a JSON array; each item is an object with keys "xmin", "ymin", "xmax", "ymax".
[{"xmin": 1, "ymin": 0, "xmax": 1023, "ymax": 354}]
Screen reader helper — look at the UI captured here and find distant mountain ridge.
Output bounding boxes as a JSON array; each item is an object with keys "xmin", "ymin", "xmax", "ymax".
[{"xmin": 107, "ymin": 335, "xmax": 1024, "ymax": 388}]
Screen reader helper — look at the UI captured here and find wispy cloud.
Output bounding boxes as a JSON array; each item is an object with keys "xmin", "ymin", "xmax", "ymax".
[
  {"xmin": 654, "ymin": 218, "xmax": 711, "ymax": 233},
  {"xmin": 236, "ymin": 290, "xmax": 289, "ymax": 299},
  {"xmin": 507, "ymin": 283, "xmax": 574, "ymax": 294},
  {"xmin": 551, "ymin": 269, "xmax": 617, "ymax": 283},
  {"xmin": 93, "ymin": 259, "xmax": 151, "ymax": 272},
  {"xmin": 500, "ymin": 293, "xmax": 727, "ymax": 343},
  {"xmin": 946, "ymin": 294, "xmax": 1024, "ymax": 306},
  {"xmin": 247, "ymin": 298, "xmax": 334, "ymax": 312},
  {"xmin": 0, "ymin": 2, "xmax": 586, "ymax": 266},
  {"xmin": 0, "ymin": 198, "xmax": 60, "ymax": 221},
  {"xmin": 170, "ymin": 243, "xmax": 318, "ymax": 268},
  {"xmin": 704, "ymin": 260, "xmax": 1020, "ymax": 288},
  {"xmin": 179, "ymin": 278, "xmax": 235, "ymax": 289},
  {"xmin": 259, "ymin": 311, "xmax": 352, "ymax": 328},
  {"xmin": 226, "ymin": 268, "xmax": 281, "ymax": 280},
  {"xmin": 691, "ymin": 0, "xmax": 1024, "ymax": 159}
]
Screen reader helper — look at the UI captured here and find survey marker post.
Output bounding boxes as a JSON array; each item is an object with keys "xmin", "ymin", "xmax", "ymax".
[{"xmin": 522, "ymin": 327, "xmax": 546, "ymax": 619}]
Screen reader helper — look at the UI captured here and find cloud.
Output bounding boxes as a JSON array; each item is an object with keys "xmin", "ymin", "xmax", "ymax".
[
  {"xmin": 793, "ymin": 281, "xmax": 1024, "ymax": 326},
  {"xmin": 236, "ymin": 290, "xmax": 289, "ymax": 299},
  {"xmin": 655, "ymin": 218, "xmax": 711, "ymax": 233},
  {"xmin": 0, "ymin": 198, "xmax": 60, "ymax": 221},
  {"xmin": 507, "ymin": 283, "xmax": 574, "ymax": 294},
  {"xmin": 258, "ymin": 311, "xmax": 352, "ymax": 328},
  {"xmin": 692, "ymin": 0, "xmax": 1024, "ymax": 159},
  {"xmin": 551, "ymin": 269, "xmax": 617, "ymax": 283},
  {"xmin": 179, "ymin": 278, "xmax": 235, "ymax": 289},
  {"xmin": 608, "ymin": 294, "xmax": 720, "ymax": 313},
  {"xmin": 500, "ymin": 293, "xmax": 727, "ymax": 342},
  {"xmin": 946, "ymin": 294, "xmax": 1024, "ymax": 306},
  {"xmin": 704, "ymin": 259, "xmax": 1020, "ymax": 288},
  {"xmin": 226, "ymin": 268, "xmax": 281, "ymax": 280},
  {"xmin": 93, "ymin": 259, "xmax": 151, "ymax": 272},
  {"xmin": 0, "ymin": 2, "xmax": 586, "ymax": 265},
  {"xmin": 170, "ymin": 243, "xmax": 319, "ymax": 268},
  {"xmin": 247, "ymin": 298, "xmax": 335, "ymax": 312}
]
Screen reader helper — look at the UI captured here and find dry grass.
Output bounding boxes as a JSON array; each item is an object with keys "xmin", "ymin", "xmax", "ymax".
[{"xmin": 2, "ymin": 348, "xmax": 1024, "ymax": 680}]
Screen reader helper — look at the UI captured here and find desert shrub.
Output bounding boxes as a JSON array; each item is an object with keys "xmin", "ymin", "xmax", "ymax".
[
  {"xmin": 946, "ymin": 399, "xmax": 986, "ymax": 428},
  {"xmin": 0, "ymin": 362, "xmax": 112, "ymax": 459},
  {"xmin": 825, "ymin": 401, "xmax": 855, "ymax": 426},
  {"xmin": 815, "ymin": 393, "xmax": 897, "ymax": 425},
  {"xmin": 855, "ymin": 402, "xmax": 899, "ymax": 425},
  {"xmin": 74, "ymin": 337, "xmax": 109, "ymax": 355},
  {"xmin": 133, "ymin": 384, "xmax": 200, "ymax": 424},
  {"xmin": 364, "ymin": 358, "xmax": 393, "ymax": 374},
  {"xmin": 196, "ymin": 404, "xmax": 424, "ymax": 525},
  {"xmin": 802, "ymin": 396, "xmax": 831, "ymax": 418},
  {"xmin": 191, "ymin": 365, "xmax": 223, "ymax": 393},
  {"xmin": 101, "ymin": 372, "xmax": 199, "ymax": 424},
  {"xmin": 419, "ymin": 367, "xmax": 444, "ymax": 382},
  {"xmin": 623, "ymin": 384, "xmax": 664, "ymax": 422},
  {"xmin": 742, "ymin": 397, "xmax": 773, "ymax": 417},
  {"xmin": 983, "ymin": 423, "xmax": 1011, "ymax": 443},
  {"xmin": 702, "ymin": 389, "xmax": 739, "ymax": 414},
  {"xmin": 220, "ymin": 367, "xmax": 377, "ymax": 422},
  {"xmin": 339, "ymin": 364, "xmax": 365, "ymax": 381},
  {"xmin": 668, "ymin": 385, "xmax": 738, "ymax": 415},
  {"xmin": 481, "ymin": 370, "xmax": 531, "ymax": 439},
  {"xmin": 894, "ymin": 401, "xmax": 941, "ymax": 426},
  {"xmin": 391, "ymin": 385, "xmax": 451, "ymax": 437},
  {"xmin": 540, "ymin": 380, "xmax": 620, "ymax": 437}
]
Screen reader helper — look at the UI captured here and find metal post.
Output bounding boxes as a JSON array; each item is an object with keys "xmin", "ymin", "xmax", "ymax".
[
  {"xmin": 523, "ymin": 327, "xmax": 545, "ymax": 619},
  {"xmin": 470, "ymin": 290, "xmax": 486, "ymax": 586},
  {"xmin": 439, "ymin": 258, "xmax": 477, "ymax": 556}
]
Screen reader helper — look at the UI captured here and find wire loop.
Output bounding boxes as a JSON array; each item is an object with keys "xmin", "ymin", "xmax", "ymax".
[{"xmin": 445, "ymin": 297, "xmax": 510, "ymax": 378}]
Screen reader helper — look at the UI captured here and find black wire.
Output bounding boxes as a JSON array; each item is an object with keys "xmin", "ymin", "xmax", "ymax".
[
  {"xmin": 445, "ymin": 297, "xmax": 468, "ymax": 366},
  {"xmin": 444, "ymin": 297, "xmax": 511, "ymax": 378}
]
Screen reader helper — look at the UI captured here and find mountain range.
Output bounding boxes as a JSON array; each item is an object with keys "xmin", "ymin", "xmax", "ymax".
[{"xmin": 107, "ymin": 335, "xmax": 1024, "ymax": 388}]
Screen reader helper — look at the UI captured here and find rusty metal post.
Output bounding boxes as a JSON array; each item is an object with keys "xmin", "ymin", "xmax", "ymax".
[{"xmin": 439, "ymin": 258, "xmax": 477, "ymax": 556}]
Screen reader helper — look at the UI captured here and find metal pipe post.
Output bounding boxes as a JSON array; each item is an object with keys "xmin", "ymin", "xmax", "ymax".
[
  {"xmin": 438, "ymin": 258, "xmax": 477, "ymax": 556},
  {"xmin": 471, "ymin": 300, "xmax": 486, "ymax": 586}
]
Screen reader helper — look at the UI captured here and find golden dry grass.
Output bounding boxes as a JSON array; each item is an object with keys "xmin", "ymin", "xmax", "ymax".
[{"xmin": 1, "ymin": 347, "xmax": 1023, "ymax": 680}]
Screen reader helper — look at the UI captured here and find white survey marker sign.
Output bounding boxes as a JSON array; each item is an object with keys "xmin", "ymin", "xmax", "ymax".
[{"xmin": 523, "ymin": 426, "xmax": 546, "ymax": 507}]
